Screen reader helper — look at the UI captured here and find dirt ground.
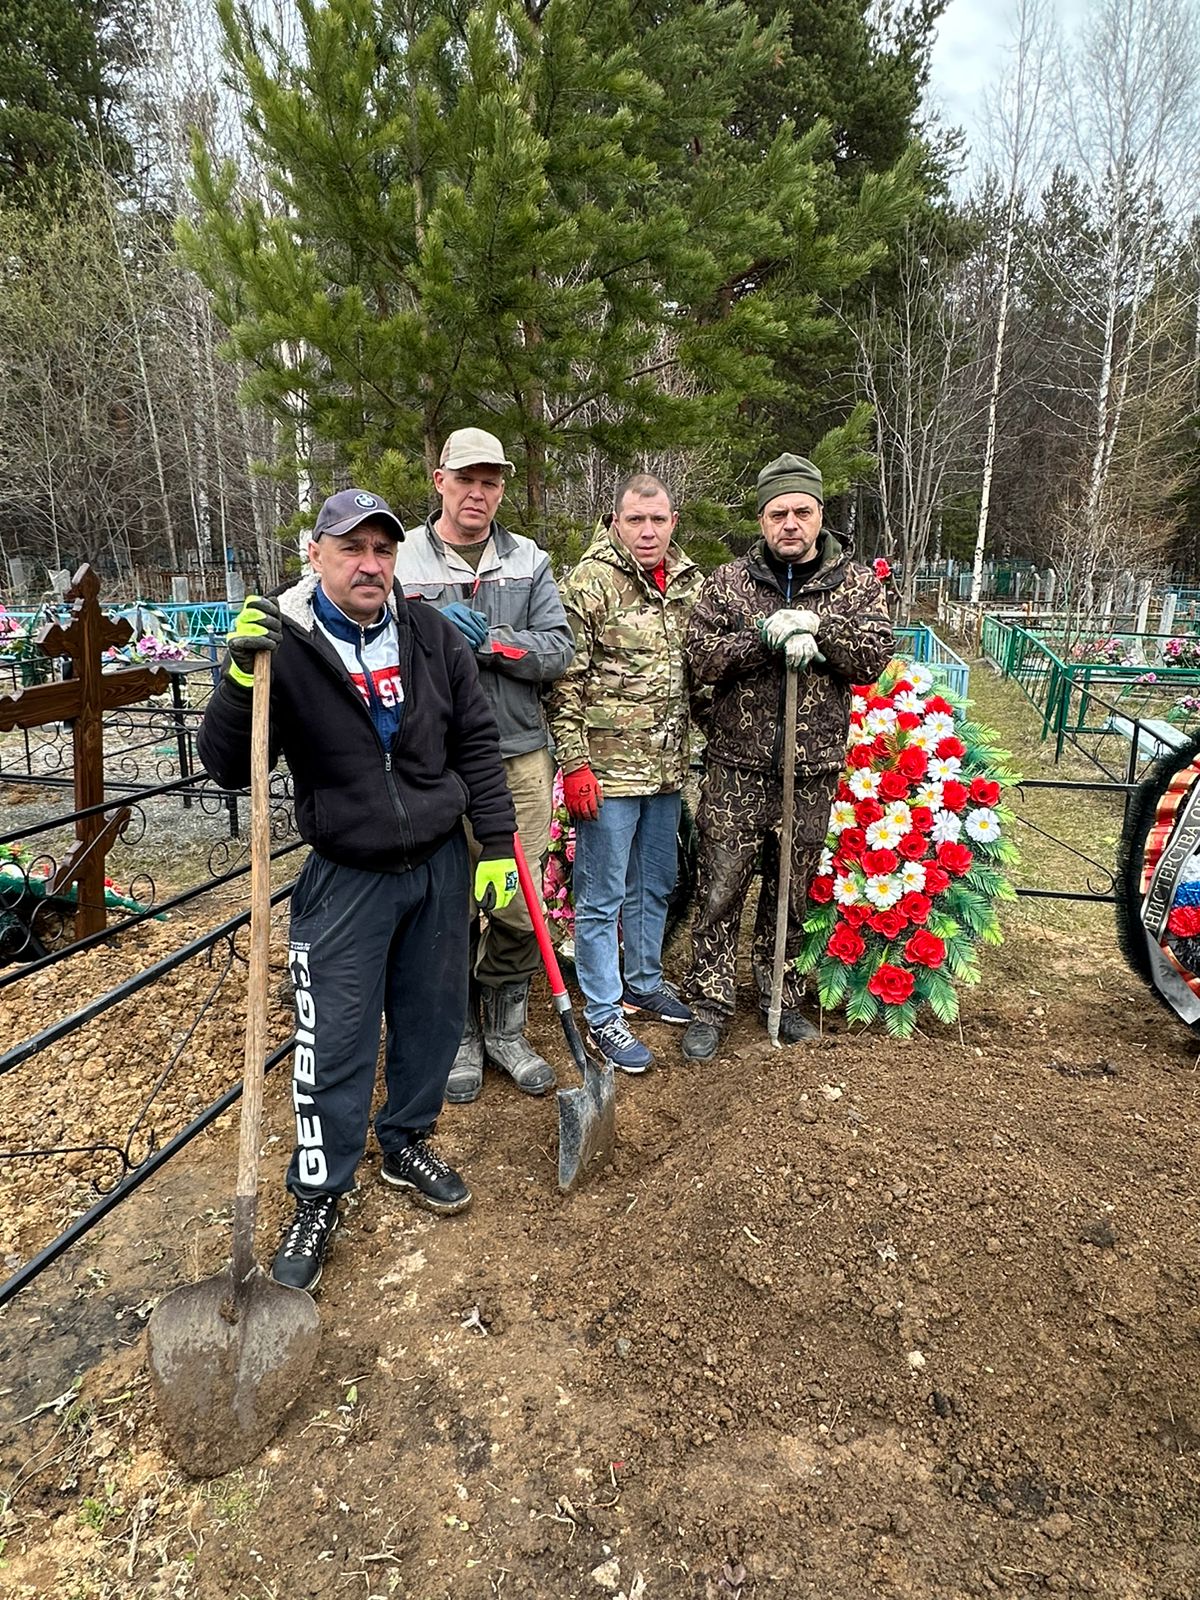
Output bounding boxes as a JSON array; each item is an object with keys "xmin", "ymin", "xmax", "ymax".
[{"xmin": 1, "ymin": 669, "xmax": 1199, "ymax": 1600}]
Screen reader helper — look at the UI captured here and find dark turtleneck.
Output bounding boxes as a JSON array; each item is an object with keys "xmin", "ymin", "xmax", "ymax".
[{"xmin": 762, "ymin": 539, "xmax": 823, "ymax": 602}]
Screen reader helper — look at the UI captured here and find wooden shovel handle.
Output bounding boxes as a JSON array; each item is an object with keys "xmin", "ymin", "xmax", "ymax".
[
  {"xmin": 231, "ymin": 649, "xmax": 272, "ymax": 1288},
  {"xmin": 767, "ymin": 666, "xmax": 800, "ymax": 1045}
]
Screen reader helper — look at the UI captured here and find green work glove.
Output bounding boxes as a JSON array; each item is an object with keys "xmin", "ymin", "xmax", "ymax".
[
  {"xmin": 226, "ymin": 595, "xmax": 282, "ymax": 688},
  {"xmin": 474, "ymin": 854, "xmax": 519, "ymax": 912}
]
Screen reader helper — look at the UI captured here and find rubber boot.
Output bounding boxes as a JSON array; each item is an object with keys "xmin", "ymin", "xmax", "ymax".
[
  {"xmin": 481, "ymin": 981, "xmax": 556, "ymax": 1096},
  {"xmin": 445, "ymin": 982, "xmax": 484, "ymax": 1104}
]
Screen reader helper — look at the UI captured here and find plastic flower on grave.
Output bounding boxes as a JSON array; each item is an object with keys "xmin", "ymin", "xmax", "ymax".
[
  {"xmin": 542, "ymin": 769, "xmax": 577, "ymax": 935},
  {"xmin": 799, "ymin": 658, "xmax": 1019, "ymax": 1039}
]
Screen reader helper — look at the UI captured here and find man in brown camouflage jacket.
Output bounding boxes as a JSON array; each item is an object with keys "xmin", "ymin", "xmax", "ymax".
[
  {"xmin": 680, "ymin": 453, "xmax": 894, "ymax": 1061},
  {"xmin": 548, "ymin": 473, "xmax": 704, "ymax": 1074}
]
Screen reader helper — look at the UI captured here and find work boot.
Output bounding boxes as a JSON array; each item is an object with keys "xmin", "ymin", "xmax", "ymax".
[
  {"xmin": 270, "ymin": 1192, "xmax": 339, "ymax": 1293},
  {"xmin": 681, "ymin": 1020, "xmax": 721, "ymax": 1062},
  {"xmin": 445, "ymin": 984, "xmax": 484, "ymax": 1104},
  {"xmin": 759, "ymin": 1003, "xmax": 820, "ymax": 1044},
  {"xmin": 381, "ymin": 1139, "xmax": 472, "ymax": 1215},
  {"xmin": 482, "ymin": 981, "xmax": 556, "ymax": 1095}
]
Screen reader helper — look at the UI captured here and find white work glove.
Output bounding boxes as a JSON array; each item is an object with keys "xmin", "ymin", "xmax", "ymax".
[
  {"xmin": 783, "ymin": 631, "xmax": 821, "ymax": 669},
  {"xmin": 759, "ymin": 608, "xmax": 821, "ymax": 650}
]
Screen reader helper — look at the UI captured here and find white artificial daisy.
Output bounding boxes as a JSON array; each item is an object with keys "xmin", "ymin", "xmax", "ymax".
[
  {"xmin": 928, "ymin": 755, "xmax": 962, "ymax": 782},
  {"xmin": 922, "ymin": 711, "xmax": 956, "ymax": 740},
  {"xmin": 884, "ymin": 801, "xmax": 912, "ymax": 831},
  {"xmin": 909, "ymin": 664, "xmax": 934, "ymax": 693},
  {"xmin": 931, "ymin": 811, "xmax": 962, "ymax": 844},
  {"xmin": 964, "ymin": 807, "xmax": 1001, "ymax": 843},
  {"xmin": 865, "ymin": 817, "xmax": 904, "ymax": 849},
  {"xmin": 819, "ymin": 847, "xmax": 835, "ymax": 875},
  {"xmin": 865, "ymin": 707, "xmax": 898, "ymax": 736},
  {"xmin": 912, "ymin": 780, "xmax": 945, "ymax": 813},
  {"xmin": 851, "ymin": 694, "xmax": 868, "ymax": 715},
  {"xmin": 899, "ymin": 860, "xmax": 927, "ymax": 893},
  {"xmin": 833, "ymin": 875, "xmax": 862, "ymax": 907},
  {"xmin": 849, "ymin": 768, "xmax": 882, "ymax": 800},
  {"xmin": 864, "ymin": 873, "xmax": 904, "ymax": 909},
  {"xmin": 830, "ymin": 799, "xmax": 858, "ymax": 834},
  {"xmin": 848, "ymin": 720, "xmax": 874, "ymax": 747},
  {"xmin": 906, "ymin": 727, "xmax": 935, "ymax": 752},
  {"xmin": 893, "ymin": 689, "xmax": 927, "ymax": 717}
]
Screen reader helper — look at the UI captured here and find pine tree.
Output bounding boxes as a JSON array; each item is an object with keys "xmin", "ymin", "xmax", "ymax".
[{"xmin": 182, "ymin": 0, "xmax": 922, "ymax": 541}]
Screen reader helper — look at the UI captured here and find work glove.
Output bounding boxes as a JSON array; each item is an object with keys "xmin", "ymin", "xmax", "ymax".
[
  {"xmin": 474, "ymin": 853, "xmax": 518, "ymax": 912},
  {"xmin": 758, "ymin": 608, "xmax": 821, "ymax": 650},
  {"xmin": 442, "ymin": 602, "xmax": 490, "ymax": 649},
  {"xmin": 226, "ymin": 595, "xmax": 282, "ymax": 688},
  {"xmin": 562, "ymin": 765, "xmax": 602, "ymax": 821},
  {"xmin": 782, "ymin": 631, "xmax": 821, "ymax": 669}
]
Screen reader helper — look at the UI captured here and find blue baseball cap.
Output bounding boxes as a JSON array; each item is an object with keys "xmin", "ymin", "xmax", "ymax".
[{"xmin": 313, "ymin": 488, "xmax": 405, "ymax": 541}]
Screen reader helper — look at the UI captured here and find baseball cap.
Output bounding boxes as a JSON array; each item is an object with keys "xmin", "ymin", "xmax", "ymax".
[
  {"xmin": 439, "ymin": 427, "xmax": 515, "ymax": 473},
  {"xmin": 312, "ymin": 488, "xmax": 405, "ymax": 541}
]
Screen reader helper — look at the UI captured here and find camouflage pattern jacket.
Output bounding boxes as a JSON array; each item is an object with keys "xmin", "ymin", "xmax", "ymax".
[
  {"xmin": 548, "ymin": 522, "xmax": 705, "ymax": 795},
  {"xmin": 686, "ymin": 532, "xmax": 894, "ymax": 778}
]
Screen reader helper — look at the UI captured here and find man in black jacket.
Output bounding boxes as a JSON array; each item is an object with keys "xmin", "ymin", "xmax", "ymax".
[{"xmin": 197, "ymin": 488, "xmax": 519, "ymax": 1293}]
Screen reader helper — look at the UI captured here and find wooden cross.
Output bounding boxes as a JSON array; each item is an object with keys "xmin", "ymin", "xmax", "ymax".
[{"xmin": 0, "ymin": 564, "xmax": 168, "ymax": 938}]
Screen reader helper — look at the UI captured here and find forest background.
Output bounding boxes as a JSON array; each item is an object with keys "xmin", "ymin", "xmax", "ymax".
[{"xmin": 1, "ymin": 0, "xmax": 1198, "ymax": 610}]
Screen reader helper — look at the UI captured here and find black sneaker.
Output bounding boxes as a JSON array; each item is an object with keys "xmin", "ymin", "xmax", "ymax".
[
  {"xmin": 381, "ymin": 1140, "xmax": 472, "ymax": 1215},
  {"xmin": 681, "ymin": 1020, "xmax": 721, "ymax": 1061},
  {"xmin": 271, "ymin": 1193, "xmax": 339, "ymax": 1292}
]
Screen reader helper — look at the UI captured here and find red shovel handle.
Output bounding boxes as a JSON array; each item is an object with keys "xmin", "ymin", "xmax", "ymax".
[{"xmin": 513, "ymin": 834, "xmax": 567, "ymax": 1000}]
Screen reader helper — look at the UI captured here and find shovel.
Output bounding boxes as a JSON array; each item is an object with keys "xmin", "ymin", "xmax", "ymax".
[
  {"xmin": 766, "ymin": 665, "xmax": 800, "ymax": 1048},
  {"xmin": 512, "ymin": 833, "xmax": 616, "ymax": 1191},
  {"xmin": 148, "ymin": 650, "xmax": 319, "ymax": 1477}
]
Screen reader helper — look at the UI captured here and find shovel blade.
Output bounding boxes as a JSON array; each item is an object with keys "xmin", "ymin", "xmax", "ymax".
[
  {"xmin": 147, "ymin": 1265, "xmax": 319, "ymax": 1478},
  {"xmin": 557, "ymin": 1058, "xmax": 616, "ymax": 1192}
]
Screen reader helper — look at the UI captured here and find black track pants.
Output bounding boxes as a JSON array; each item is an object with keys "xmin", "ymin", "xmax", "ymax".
[{"xmin": 285, "ymin": 832, "xmax": 470, "ymax": 1197}]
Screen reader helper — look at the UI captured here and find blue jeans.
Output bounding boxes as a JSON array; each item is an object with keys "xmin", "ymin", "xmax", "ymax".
[{"xmin": 573, "ymin": 791, "xmax": 681, "ymax": 1029}]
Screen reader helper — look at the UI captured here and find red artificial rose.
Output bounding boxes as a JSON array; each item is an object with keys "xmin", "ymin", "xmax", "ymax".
[
  {"xmin": 852, "ymin": 683, "xmax": 873, "ymax": 698},
  {"xmin": 842, "ymin": 903, "xmax": 869, "ymax": 929},
  {"xmin": 899, "ymin": 891, "xmax": 932, "ymax": 924},
  {"xmin": 936, "ymin": 841, "xmax": 974, "ymax": 876},
  {"xmin": 898, "ymin": 831, "xmax": 927, "ymax": 861},
  {"xmin": 910, "ymin": 805, "xmax": 934, "ymax": 833},
  {"xmin": 879, "ymin": 770, "xmax": 910, "ymax": 802},
  {"xmin": 925, "ymin": 695, "xmax": 954, "ymax": 716},
  {"xmin": 941, "ymin": 779, "xmax": 969, "ymax": 813},
  {"xmin": 848, "ymin": 744, "xmax": 875, "ymax": 769},
  {"xmin": 874, "ymin": 558, "xmax": 892, "ymax": 581},
  {"xmin": 837, "ymin": 780, "xmax": 854, "ymax": 803},
  {"xmin": 936, "ymin": 736, "xmax": 966, "ymax": 760},
  {"xmin": 856, "ymin": 799, "xmax": 885, "ymax": 827},
  {"xmin": 868, "ymin": 963, "xmax": 915, "ymax": 1005},
  {"xmin": 892, "ymin": 680, "xmax": 914, "ymax": 696},
  {"xmin": 1168, "ymin": 905, "xmax": 1200, "ymax": 939},
  {"xmin": 970, "ymin": 776, "xmax": 1001, "ymax": 807},
  {"xmin": 923, "ymin": 863, "xmax": 951, "ymax": 895},
  {"xmin": 867, "ymin": 694, "xmax": 894, "ymax": 712},
  {"xmin": 869, "ymin": 908, "xmax": 907, "ymax": 941},
  {"xmin": 904, "ymin": 930, "xmax": 946, "ymax": 968},
  {"xmin": 862, "ymin": 847, "xmax": 900, "ymax": 876},
  {"xmin": 809, "ymin": 875, "xmax": 835, "ymax": 903},
  {"xmin": 897, "ymin": 746, "xmax": 928, "ymax": 780},
  {"xmin": 839, "ymin": 826, "xmax": 866, "ymax": 858},
  {"xmin": 827, "ymin": 923, "xmax": 866, "ymax": 964},
  {"xmin": 871, "ymin": 735, "xmax": 892, "ymax": 762},
  {"xmin": 897, "ymin": 711, "xmax": 921, "ymax": 731}
]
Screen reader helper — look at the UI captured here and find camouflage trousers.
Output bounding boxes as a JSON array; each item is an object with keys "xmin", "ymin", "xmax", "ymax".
[{"xmin": 683, "ymin": 760, "xmax": 838, "ymax": 1026}]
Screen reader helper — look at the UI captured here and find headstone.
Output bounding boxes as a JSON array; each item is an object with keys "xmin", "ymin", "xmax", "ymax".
[
  {"xmin": 171, "ymin": 575, "xmax": 190, "ymax": 605},
  {"xmin": 1134, "ymin": 579, "xmax": 1152, "ymax": 639},
  {"xmin": 225, "ymin": 568, "xmax": 245, "ymax": 607},
  {"xmin": 1160, "ymin": 591, "xmax": 1179, "ymax": 639},
  {"xmin": 6, "ymin": 556, "xmax": 26, "ymax": 594},
  {"xmin": 1043, "ymin": 570, "xmax": 1056, "ymax": 609},
  {"xmin": 49, "ymin": 569, "xmax": 71, "ymax": 600}
]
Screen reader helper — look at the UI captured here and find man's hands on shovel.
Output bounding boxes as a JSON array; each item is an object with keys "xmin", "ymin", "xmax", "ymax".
[{"xmin": 758, "ymin": 607, "xmax": 823, "ymax": 669}]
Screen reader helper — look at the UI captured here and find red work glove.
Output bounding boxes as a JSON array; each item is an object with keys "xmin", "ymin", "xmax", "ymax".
[{"xmin": 562, "ymin": 764, "xmax": 602, "ymax": 821}]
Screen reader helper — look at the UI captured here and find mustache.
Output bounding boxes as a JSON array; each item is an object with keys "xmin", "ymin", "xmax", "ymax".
[{"xmin": 352, "ymin": 575, "xmax": 384, "ymax": 587}]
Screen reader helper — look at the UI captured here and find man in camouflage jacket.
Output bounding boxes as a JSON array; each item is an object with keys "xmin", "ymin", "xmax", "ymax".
[
  {"xmin": 548, "ymin": 473, "xmax": 705, "ymax": 1074},
  {"xmin": 681, "ymin": 453, "xmax": 894, "ymax": 1061}
]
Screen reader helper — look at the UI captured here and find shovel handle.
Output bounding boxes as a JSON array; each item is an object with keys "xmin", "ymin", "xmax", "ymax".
[
  {"xmin": 232, "ymin": 649, "xmax": 272, "ymax": 1287},
  {"xmin": 767, "ymin": 665, "xmax": 800, "ymax": 1047},
  {"xmin": 513, "ymin": 833, "xmax": 567, "ymax": 1000}
]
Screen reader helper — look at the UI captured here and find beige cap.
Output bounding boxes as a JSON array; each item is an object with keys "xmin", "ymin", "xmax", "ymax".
[{"xmin": 439, "ymin": 427, "xmax": 514, "ymax": 472}]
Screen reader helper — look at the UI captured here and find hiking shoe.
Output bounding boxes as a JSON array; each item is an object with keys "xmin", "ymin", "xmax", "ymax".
[
  {"xmin": 381, "ymin": 1140, "xmax": 472, "ymax": 1215},
  {"xmin": 587, "ymin": 1016, "xmax": 653, "ymax": 1074},
  {"xmin": 681, "ymin": 1020, "xmax": 721, "ymax": 1061},
  {"xmin": 760, "ymin": 1007, "xmax": 820, "ymax": 1044},
  {"xmin": 271, "ymin": 1193, "xmax": 339, "ymax": 1292},
  {"xmin": 622, "ymin": 982, "xmax": 693, "ymax": 1025}
]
